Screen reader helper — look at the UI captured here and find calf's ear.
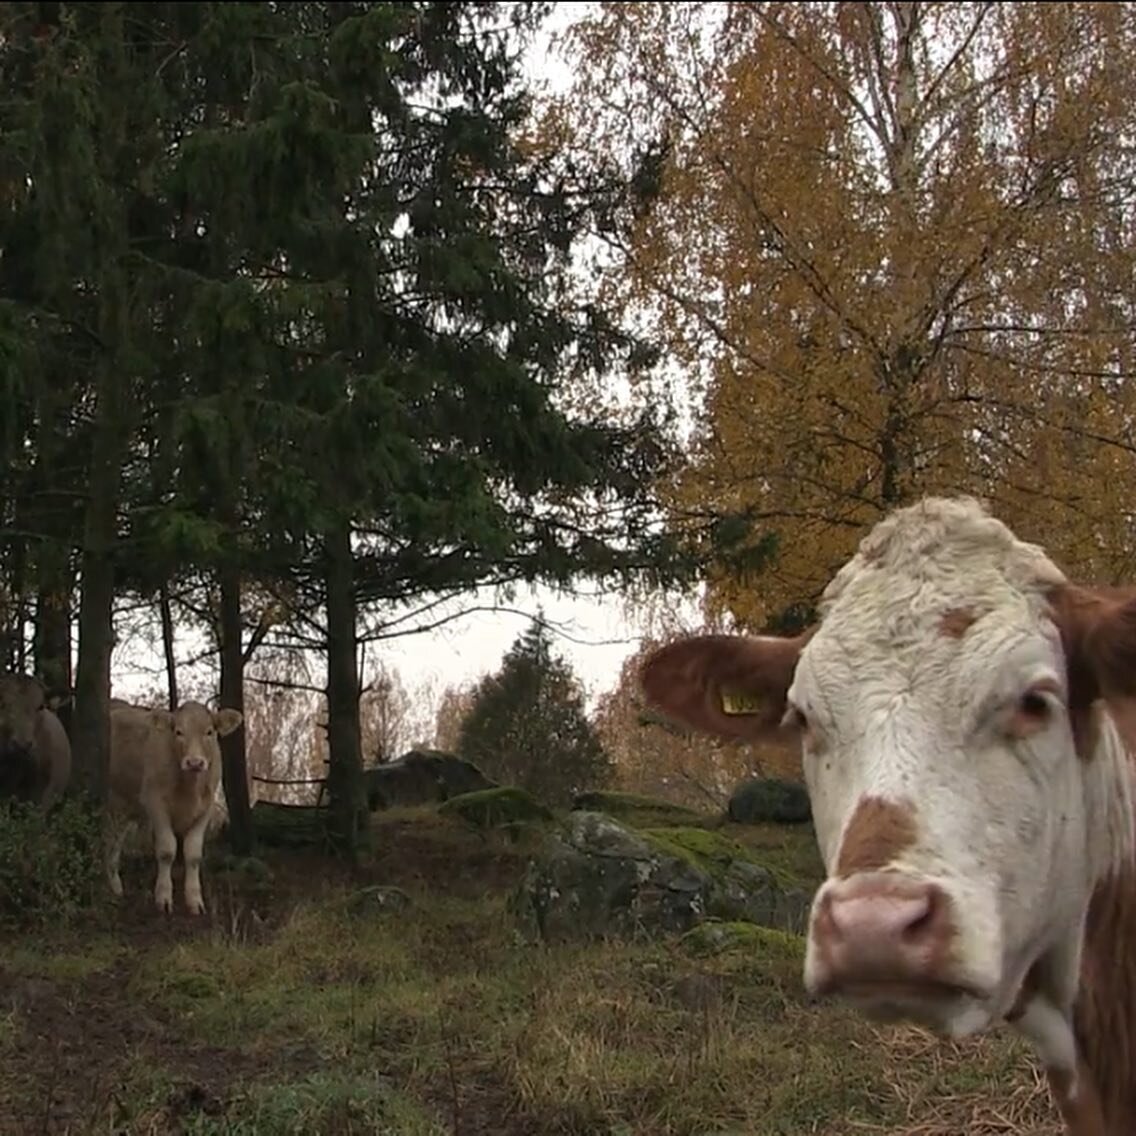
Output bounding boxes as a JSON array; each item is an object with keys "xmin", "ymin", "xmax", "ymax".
[
  {"xmin": 213, "ymin": 708, "xmax": 243, "ymax": 737},
  {"xmin": 639, "ymin": 632, "xmax": 810, "ymax": 742}
]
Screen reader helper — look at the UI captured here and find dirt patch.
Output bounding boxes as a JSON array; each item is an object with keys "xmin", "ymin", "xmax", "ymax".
[
  {"xmin": 367, "ymin": 815, "xmax": 535, "ymax": 897},
  {"xmin": 0, "ymin": 942, "xmax": 316, "ymax": 1136}
]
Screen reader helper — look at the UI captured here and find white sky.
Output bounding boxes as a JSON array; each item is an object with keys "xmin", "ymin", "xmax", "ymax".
[{"xmin": 111, "ymin": 4, "xmax": 705, "ymax": 720}]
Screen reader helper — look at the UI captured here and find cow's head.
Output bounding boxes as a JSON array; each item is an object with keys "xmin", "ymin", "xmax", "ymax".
[
  {"xmin": 150, "ymin": 701, "xmax": 243, "ymax": 775},
  {"xmin": 0, "ymin": 673, "xmax": 47, "ymax": 755},
  {"xmin": 641, "ymin": 497, "xmax": 1136, "ymax": 1068}
]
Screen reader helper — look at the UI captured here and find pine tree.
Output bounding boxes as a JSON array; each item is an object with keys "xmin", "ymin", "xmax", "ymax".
[{"xmin": 457, "ymin": 617, "xmax": 613, "ymax": 807}]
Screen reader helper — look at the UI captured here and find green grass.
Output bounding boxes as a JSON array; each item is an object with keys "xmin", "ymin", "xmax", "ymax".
[{"xmin": 0, "ymin": 803, "xmax": 1062, "ymax": 1135}]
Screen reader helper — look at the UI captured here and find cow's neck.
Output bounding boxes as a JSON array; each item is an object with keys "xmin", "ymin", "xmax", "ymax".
[{"xmin": 1071, "ymin": 704, "xmax": 1136, "ymax": 1134}]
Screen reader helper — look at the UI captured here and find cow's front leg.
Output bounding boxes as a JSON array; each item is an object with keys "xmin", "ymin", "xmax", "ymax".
[
  {"xmin": 182, "ymin": 810, "xmax": 211, "ymax": 915},
  {"xmin": 104, "ymin": 812, "xmax": 132, "ymax": 898},
  {"xmin": 150, "ymin": 814, "xmax": 178, "ymax": 914}
]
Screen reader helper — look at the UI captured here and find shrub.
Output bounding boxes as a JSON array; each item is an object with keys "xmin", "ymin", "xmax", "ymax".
[
  {"xmin": 438, "ymin": 786, "xmax": 554, "ymax": 828},
  {"xmin": 727, "ymin": 778, "xmax": 812, "ymax": 825},
  {"xmin": 0, "ymin": 796, "xmax": 104, "ymax": 928}
]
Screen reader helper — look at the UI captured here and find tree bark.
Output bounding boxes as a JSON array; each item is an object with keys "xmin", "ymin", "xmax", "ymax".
[
  {"xmin": 34, "ymin": 568, "xmax": 72, "ymax": 731},
  {"xmin": 324, "ymin": 518, "xmax": 367, "ymax": 859},
  {"xmin": 71, "ymin": 383, "xmax": 124, "ymax": 803},
  {"xmin": 158, "ymin": 579, "xmax": 178, "ymax": 711},
  {"xmin": 218, "ymin": 562, "xmax": 254, "ymax": 856}
]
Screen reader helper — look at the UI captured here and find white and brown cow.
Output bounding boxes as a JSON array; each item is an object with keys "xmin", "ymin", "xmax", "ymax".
[
  {"xmin": 106, "ymin": 700, "xmax": 242, "ymax": 915},
  {"xmin": 0, "ymin": 672, "xmax": 72, "ymax": 809},
  {"xmin": 640, "ymin": 496, "xmax": 1136, "ymax": 1135}
]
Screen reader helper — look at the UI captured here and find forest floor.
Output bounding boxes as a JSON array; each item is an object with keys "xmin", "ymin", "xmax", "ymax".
[{"xmin": 0, "ymin": 802, "xmax": 1062, "ymax": 1136}]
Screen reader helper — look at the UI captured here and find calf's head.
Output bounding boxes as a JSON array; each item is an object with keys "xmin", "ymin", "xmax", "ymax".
[
  {"xmin": 641, "ymin": 498, "xmax": 1136, "ymax": 1058},
  {"xmin": 0, "ymin": 674, "xmax": 46, "ymax": 756},
  {"xmin": 151, "ymin": 701, "xmax": 243, "ymax": 775}
]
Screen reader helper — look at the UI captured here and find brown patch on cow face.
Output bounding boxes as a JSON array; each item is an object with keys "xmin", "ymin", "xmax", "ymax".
[
  {"xmin": 835, "ymin": 795, "xmax": 918, "ymax": 877},
  {"xmin": 937, "ymin": 607, "xmax": 977, "ymax": 639}
]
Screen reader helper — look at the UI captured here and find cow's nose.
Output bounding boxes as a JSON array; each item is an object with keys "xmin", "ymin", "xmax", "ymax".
[
  {"xmin": 183, "ymin": 756, "xmax": 207, "ymax": 773},
  {"xmin": 808, "ymin": 872, "xmax": 953, "ymax": 995}
]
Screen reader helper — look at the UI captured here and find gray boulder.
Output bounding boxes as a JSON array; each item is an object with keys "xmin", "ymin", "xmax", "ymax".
[
  {"xmin": 363, "ymin": 748, "xmax": 496, "ymax": 811},
  {"xmin": 727, "ymin": 777, "xmax": 812, "ymax": 825},
  {"xmin": 513, "ymin": 811, "xmax": 812, "ymax": 944}
]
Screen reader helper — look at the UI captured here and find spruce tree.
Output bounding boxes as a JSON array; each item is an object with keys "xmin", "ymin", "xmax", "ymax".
[{"xmin": 457, "ymin": 617, "xmax": 612, "ymax": 807}]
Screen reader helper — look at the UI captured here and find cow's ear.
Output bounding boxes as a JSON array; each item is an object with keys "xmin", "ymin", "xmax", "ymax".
[
  {"xmin": 45, "ymin": 692, "xmax": 72, "ymax": 712},
  {"xmin": 1085, "ymin": 595, "xmax": 1136, "ymax": 699},
  {"xmin": 640, "ymin": 632, "xmax": 811, "ymax": 742},
  {"xmin": 213, "ymin": 708, "xmax": 243, "ymax": 737},
  {"xmin": 15, "ymin": 675, "xmax": 46, "ymax": 711},
  {"xmin": 1050, "ymin": 585, "xmax": 1136, "ymax": 703}
]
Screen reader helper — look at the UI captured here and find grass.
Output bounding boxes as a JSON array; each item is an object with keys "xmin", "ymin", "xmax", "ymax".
[{"xmin": 0, "ymin": 804, "xmax": 1064, "ymax": 1135}]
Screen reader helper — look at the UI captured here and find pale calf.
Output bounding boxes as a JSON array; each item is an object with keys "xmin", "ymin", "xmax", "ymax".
[
  {"xmin": 0, "ymin": 672, "xmax": 72, "ymax": 809},
  {"xmin": 641, "ymin": 496, "xmax": 1136, "ymax": 1135},
  {"xmin": 107, "ymin": 700, "xmax": 242, "ymax": 915}
]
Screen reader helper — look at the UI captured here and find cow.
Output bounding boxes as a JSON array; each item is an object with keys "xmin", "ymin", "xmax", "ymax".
[
  {"xmin": 0, "ymin": 672, "xmax": 72, "ymax": 809},
  {"xmin": 106, "ymin": 700, "xmax": 242, "ymax": 915},
  {"xmin": 639, "ymin": 496, "xmax": 1136, "ymax": 1135}
]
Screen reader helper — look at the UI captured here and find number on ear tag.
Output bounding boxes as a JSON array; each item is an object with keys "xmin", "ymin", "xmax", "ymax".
[{"xmin": 720, "ymin": 689, "xmax": 763, "ymax": 716}]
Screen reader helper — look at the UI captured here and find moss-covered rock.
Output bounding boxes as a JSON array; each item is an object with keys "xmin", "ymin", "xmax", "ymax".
[
  {"xmin": 438, "ymin": 786, "xmax": 554, "ymax": 829},
  {"xmin": 641, "ymin": 826, "xmax": 812, "ymax": 932},
  {"xmin": 571, "ymin": 790, "xmax": 704, "ymax": 826},
  {"xmin": 727, "ymin": 777, "xmax": 812, "ymax": 825},
  {"xmin": 639, "ymin": 826, "xmax": 750, "ymax": 872},
  {"xmin": 364, "ymin": 749, "xmax": 496, "ymax": 812},
  {"xmin": 681, "ymin": 921, "xmax": 805, "ymax": 959},
  {"xmin": 513, "ymin": 811, "xmax": 813, "ymax": 945}
]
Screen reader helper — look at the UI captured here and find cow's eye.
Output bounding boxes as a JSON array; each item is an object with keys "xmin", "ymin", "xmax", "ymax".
[
  {"xmin": 782, "ymin": 703, "xmax": 810, "ymax": 732},
  {"xmin": 1019, "ymin": 691, "xmax": 1051, "ymax": 721}
]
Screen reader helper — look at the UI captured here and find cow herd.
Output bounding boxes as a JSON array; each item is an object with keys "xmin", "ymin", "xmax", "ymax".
[{"xmin": 0, "ymin": 683, "xmax": 241, "ymax": 915}]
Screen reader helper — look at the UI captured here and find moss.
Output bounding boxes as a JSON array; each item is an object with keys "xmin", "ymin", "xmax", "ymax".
[
  {"xmin": 571, "ymin": 790, "xmax": 704, "ymax": 826},
  {"xmin": 438, "ymin": 786, "xmax": 554, "ymax": 828},
  {"xmin": 721, "ymin": 821, "xmax": 825, "ymax": 889},
  {"xmin": 681, "ymin": 920, "xmax": 805, "ymax": 960},
  {"xmin": 641, "ymin": 826, "xmax": 751, "ymax": 874},
  {"xmin": 641, "ymin": 825, "xmax": 807, "ymax": 894}
]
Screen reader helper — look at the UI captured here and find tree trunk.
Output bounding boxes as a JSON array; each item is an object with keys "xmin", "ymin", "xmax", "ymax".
[
  {"xmin": 218, "ymin": 562, "xmax": 254, "ymax": 856},
  {"xmin": 71, "ymin": 401, "xmax": 124, "ymax": 802},
  {"xmin": 158, "ymin": 579, "xmax": 178, "ymax": 711},
  {"xmin": 324, "ymin": 518, "xmax": 367, "ymax": 859},
  {"xmin": 34, "ymin": 566, "xmax": 72, "ymax": 732},
  {"xmin": 72, "ymin": 276, "xmax": 130, "ymax": 802}
]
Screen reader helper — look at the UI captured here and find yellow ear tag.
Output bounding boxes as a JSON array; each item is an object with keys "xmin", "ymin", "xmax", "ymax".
[{"xmin": 720, "ymin": 689, "xmax": 764, "ymax": 716}]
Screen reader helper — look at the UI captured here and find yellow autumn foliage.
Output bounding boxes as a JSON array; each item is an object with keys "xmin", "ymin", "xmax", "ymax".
[{"xmin": 549, "ymin": 2, "xmax": 1136, "ymax": 628}]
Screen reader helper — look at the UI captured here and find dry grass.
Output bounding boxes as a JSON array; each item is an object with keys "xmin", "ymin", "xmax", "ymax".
[{"xmin": 0, "ymin": 805, "xmax": 1067, "ymax": 1135}]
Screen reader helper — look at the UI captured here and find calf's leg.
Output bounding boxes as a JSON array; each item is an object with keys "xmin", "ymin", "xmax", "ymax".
[
  {"xmin": 182, "ymin": 810, "xmax": 211, "ymax": 916},
  {"xmin": 104, "ymin": 812, "xmax": 133, "ymax": 898},
  {"xmin": 150, "ymin": 814, "xmax": 178, "ymax": 914}
]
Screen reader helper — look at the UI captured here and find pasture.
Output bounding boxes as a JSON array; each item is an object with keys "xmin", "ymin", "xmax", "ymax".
[{"xmin": 0, "ymin": 802, "xmax": 1061, "ymax": 1135}]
